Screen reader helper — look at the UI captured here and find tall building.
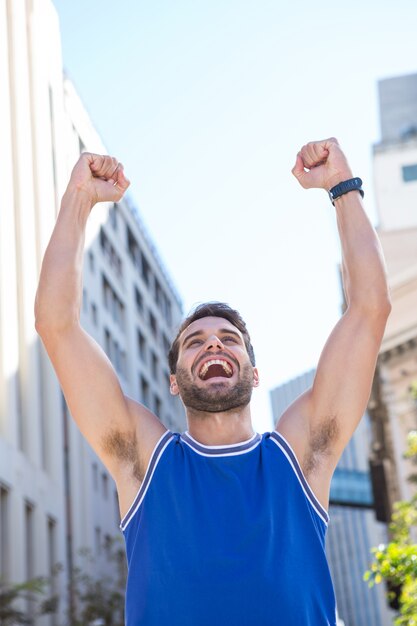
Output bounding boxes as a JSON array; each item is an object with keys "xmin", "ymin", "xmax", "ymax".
[
  {"xmin": 0, "ymin": 0, "xmax": 185, "ymax": 619},
  {"xmin": 270, "ymin": 372, "xmax": 393, "ymax": 626},
  {"xmin": 370, "ymin": 72, "xmax": 417, "ymax": 515}
]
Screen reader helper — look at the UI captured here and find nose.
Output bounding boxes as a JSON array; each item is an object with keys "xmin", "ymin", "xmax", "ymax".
[{"xmin": 204, "ymin": 335, "xmax": 224, "ymax": 351}]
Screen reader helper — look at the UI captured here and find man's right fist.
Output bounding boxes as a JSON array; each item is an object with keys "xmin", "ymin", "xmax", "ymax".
[{"xmin": 67, "ymin": 153, "xmax": 130, "ymax": 207}]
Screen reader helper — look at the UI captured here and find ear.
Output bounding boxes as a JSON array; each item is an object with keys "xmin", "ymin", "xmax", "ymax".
[
  {"xmin": 169, "ymin": 374, "xmax": 179, "ymax": 396},
  {"xmin": 253, "ymin": 368, "xmax": 260, "ymax": 388}
]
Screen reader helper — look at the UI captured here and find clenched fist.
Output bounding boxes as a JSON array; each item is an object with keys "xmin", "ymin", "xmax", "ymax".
[
  {"xmin": 292, "ymin": 138, "xmax": 353, "ymax": 192},
  {"xmin": 66, "ymin": 152, "xmax": 130, "ymax": 207}
]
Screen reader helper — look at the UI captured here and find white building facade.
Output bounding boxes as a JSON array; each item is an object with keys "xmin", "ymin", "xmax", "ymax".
[
  {"xmin": 370, "ymin": 72, "xmax": 417, "ymax": 511},
  {"xmin": 0, "ymin": 0, "xmax": 185, "ymax": 620}
]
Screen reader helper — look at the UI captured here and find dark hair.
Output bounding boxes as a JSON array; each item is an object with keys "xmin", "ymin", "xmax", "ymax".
[{"xmin": 168, "ymin": 302, "xmax": 255, "ymax": 374}]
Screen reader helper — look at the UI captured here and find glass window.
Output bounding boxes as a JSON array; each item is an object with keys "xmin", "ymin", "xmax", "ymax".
[
  {"xmin": 102, "ymin": 473, "xmax": 108, "ymax": 499},
  {"xmin": 88, "ymin": 251, "xmax": 95, "ymax": 273},
  {"xmin": 138, "ymin": 331, "xmax": 147, "ymax": 362},
  {"xmin": 402, "ymin": 164, "xmax": 417, "ymax": 182},
  {"xmin": 25, "ymin": 502, "xmax": 35, "ymax": 580},
  {"xmin": 135, "ymin": 286, "xmax": 144, "ymax": 314},
  {"xmin": 151, "ymin": 352, "xmax": 159, "ymax": 380},
  {"xmin": 141, "ymin": 376, "xmax": 150, "ymax": 408},
  {"xmin": 0, "ymin": 485, "xmax": 9, "ymax": 578}
]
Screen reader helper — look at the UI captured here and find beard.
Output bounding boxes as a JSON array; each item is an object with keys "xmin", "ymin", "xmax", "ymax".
[{"xmin": 174, "ymin": 362, "xmax": 255, "ymax": 413}]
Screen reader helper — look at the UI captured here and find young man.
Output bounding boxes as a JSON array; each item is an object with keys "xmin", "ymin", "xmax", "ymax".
[{"xmin": 35, "ymin": 139, "xmax": 391, "ymax": 625}]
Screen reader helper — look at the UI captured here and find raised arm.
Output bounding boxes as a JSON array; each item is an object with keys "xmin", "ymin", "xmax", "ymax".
[
  {"xmin": 34, "ymin": 154, "xmax": 166, "ymax": 513},
  {"xmin": 276, "ymin": 138, "xmax": 391, "ymax": 507}
]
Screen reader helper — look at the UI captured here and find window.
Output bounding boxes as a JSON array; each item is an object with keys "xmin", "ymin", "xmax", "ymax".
[
  {"xmin": 140, "ymin": 376, "xmax": 150, "ymax": 408},
  {"xmin": 0, "ymin": 485, "xmax": 9, "ymax": 578},
  {"xmin": 95, "ymin": 527, "xmax": 102, "ymax": 556},
  {"xmin": 402, "ymin": 164, "xmax": 417, "ymax": 182},
  {"xmin": 88, "ymin": 251, "xmax": 95, "ymax": 273},
  {"xmin": 82, "ymin": 288, "xmax": 88, "ymax": 313},
  {"xmin": 102, "ymin": 275, "xmax": 125, "ymax": 331},
  {"xmin": 102, "ymin": 473, "xmax": 108, "ymax": 499},
  {"xmin": 162, "ymin": 333, "xmax": 171, "ymax": 356},
  {"xmin": 114, "ymin": 490, "xmax": 120, "ymax": 527},
  {"xmin": 47, "ymin": 517, "xmax": 57, "ymax": 578},
  {"xmin": 134, "ymin": 286, "xmax": 144, "ymax": 315},
  {"xmin": 154, "ymin": 394, "xmax": 161, "ymax": 417},
  {"xmin": 164, "ymin": 372, "xmax": 171, "ymax": 398},
  {"xmin": 91, "ymin": 302, "xmax": 98, "ymax": 326},
  {"xmin": 25, "ymin": 502, "xmax": 35, "ymax": 581},
  {"xmin": 104, "ymin": 328, "xmax": 127, "ymax": 377},
  {"xmin": 137, "ymin": 331, "xmax": 147, "ymax": 362},
  {"xmin": 151, "ymin": 352, "xmax": 159, "ymax": 380},
  {"xmin": 92, "ymin": 463, "xmax": 98, "ymax": 491},
  {"xmin": 165, "ymin": 298, "xmax": 172, "ymax": 326},
  {"xmin": 127, "ymin": 227, "xmax": 141, "ymax": 269},
  {"xmin": 149, "ymin": 312, "xmax": 158, "ymax": 339},
  {"xmin": 104, "ymin": 328, "xmax": 112, "ymax": 359},
  {"xmin": 100, "ymin": 227, "xmax": 123, "ymax": 277},
  {"xmin": 141, "ymin": 253, "xmax": 151, "ymax": 287},
  {"xmin": 155, "ymin": 279, "xmax": 162, "ymax": 308},
  {"xmin": 109, "ymin": 203, "xmax": 118, "ymax": 230},
  {"xmin": 104, "ymin": 534, "xmax": 112, "ymax": 560}
]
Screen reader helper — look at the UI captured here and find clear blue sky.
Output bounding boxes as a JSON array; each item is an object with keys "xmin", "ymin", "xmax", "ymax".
[{"xmin": 52, "ymin": 0, "xmax": 417, "ymax": 432}]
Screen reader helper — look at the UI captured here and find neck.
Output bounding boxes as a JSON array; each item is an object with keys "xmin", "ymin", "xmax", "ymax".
[{"xmin": 185, "ymin": 404, "xmax": 254, "ymax": 445}]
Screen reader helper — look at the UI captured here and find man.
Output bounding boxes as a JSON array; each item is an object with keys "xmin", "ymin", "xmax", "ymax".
[{"xmin": 35, "ymin": 138, "xmax": 391, "ymax": 625}]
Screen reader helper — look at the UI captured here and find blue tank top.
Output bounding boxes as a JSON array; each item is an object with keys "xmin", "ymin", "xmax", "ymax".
[{"xmin": 121, "ymin": 430, "xmax": 337, "ymax": 625}]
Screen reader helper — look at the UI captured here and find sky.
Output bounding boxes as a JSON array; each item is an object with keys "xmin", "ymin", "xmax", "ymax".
[{"xmin": 51, "ymin": 0, "xmax": 417, "ymax": 433}]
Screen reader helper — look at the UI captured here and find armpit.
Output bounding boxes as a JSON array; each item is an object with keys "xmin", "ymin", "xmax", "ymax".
[
  {"xmin": 101, "ymin": 429, "xmax": 144, "ymax": 482},
  {"xmin": 304, "ymin": 415, "xmax": 339, "ymax": 477}
]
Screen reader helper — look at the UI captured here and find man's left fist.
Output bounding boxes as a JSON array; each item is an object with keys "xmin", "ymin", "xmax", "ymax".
[{"xmin": 292, "ymin": 138, "xmax": 353, "ymax": 191}]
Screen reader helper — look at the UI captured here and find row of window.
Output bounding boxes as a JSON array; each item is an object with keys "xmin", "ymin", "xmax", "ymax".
[
  {"xmin": 140, "ymin": 374, "xmax": 162, "ymax": 416},
  {"xmin": 0, "ymin": 485, "xmax": 56, "ymax": 583},
  {"xmin": 134, "ymin": 286, "xmax": 172, "ymax": 353},
  {"xmin": 85, "ymin": 258, "xmax": 172, "ymax": 357},
  {"xmin": 127, "ymin": 226, "xmax": 172, "ymax": 325},
  {"xmin": 100, "ymin": 227, "xmax": 123, "ymax": 278},
  {"xmin": 92, "ymin": 463, "xmax": 110, "ymax": 499},
  {"xmin": 103, "ymin": 275, "xmax": 125, "ymax": 331},
  {"xmin": 104, "ymin": 327, "xmax": 127, "ymax": 378}
]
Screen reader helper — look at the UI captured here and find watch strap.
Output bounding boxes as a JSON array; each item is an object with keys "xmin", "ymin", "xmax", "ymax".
[{"xmin": 328, "ymin": 177, "xmax": 364, "ymax": 205}]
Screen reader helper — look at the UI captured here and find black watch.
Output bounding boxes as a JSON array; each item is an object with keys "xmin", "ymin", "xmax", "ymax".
[{"xmin": 328, "ymin": 177, "xmax": 364, "ymax": 205}]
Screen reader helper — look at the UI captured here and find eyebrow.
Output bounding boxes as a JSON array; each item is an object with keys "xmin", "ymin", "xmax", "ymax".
[{"xmin": 182, "ymin": 328, "xmax": 242, "ymax": 346}]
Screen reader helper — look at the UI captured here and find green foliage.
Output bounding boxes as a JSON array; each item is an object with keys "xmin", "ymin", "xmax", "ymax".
[
  {"xmin": 66, "ymin": 538, "xmax": 126, "ymax": 626},
  {"xmin": 365, "ymin": 430, "xmax": 417, "ymax": 625},
  {"xmin": 0, "ymin": 536, "xmax": 126, "ymax": 626},
  {"xmin": 0, "ymin": 577, "xmax": 58, "ymax": 625}
]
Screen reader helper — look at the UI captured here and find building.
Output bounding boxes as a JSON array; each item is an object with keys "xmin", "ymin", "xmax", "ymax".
[
  {"xmin": 370, "ymin": 72, "xmax": 417, "ymax": 516},
  {"xmin": 270, "ymin": 372, "xmax": 393, "ymax": 626},
  {"xmin": 0, "ymin": 0, "xmax": 185, "ymax": 620}
]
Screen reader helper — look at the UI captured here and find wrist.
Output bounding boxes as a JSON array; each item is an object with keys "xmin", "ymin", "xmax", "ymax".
[
  {"xmin": 62, "ymin": 185, "xmax": 96, "ymax": 214},
  {"xmin": 325, "ymin": 170, "xmax": 354, "ymax": 191}
]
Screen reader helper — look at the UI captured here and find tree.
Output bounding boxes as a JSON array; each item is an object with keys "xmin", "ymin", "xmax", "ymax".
[
  {"xmin": 66, "ymin": 538, "xmax": 126, "ymax": 626},
  {"xmin": 0, "ymin": 535, "xmax": 126, "ymax": 626},
  {"xmin": 0, "ymin": 577, "xmax": 58, "ymax": 625},
  {"xmin": 365, "ymin": 430, "xmax": 417, "ymax": 625}
]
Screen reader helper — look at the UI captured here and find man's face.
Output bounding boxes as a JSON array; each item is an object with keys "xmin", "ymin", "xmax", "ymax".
[{"xmin": 170, "ymin": 316, "xmax": 259, "ymax": 413}]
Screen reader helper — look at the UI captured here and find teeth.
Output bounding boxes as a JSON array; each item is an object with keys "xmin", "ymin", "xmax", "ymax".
[{"xmin": 199, "ymin": 359, "xmax": 233, "ymax": 379}]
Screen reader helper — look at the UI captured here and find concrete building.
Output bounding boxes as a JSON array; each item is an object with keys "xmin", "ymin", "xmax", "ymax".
[
  {"xmin": 271, "ymin": 372, "xmax": 393, "ymax": 626},
  {"xmin": 0, "ymin": 0, "xmax": 185, "ymax": 620},
  {"xmin": 369, "ymin": 72, "xmax": 417, "ymax": 516}
]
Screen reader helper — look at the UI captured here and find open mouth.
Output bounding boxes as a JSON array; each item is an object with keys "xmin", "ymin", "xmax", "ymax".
[{"xmin": 198, "ymin": 359, "xmax": 233, "ymax": 380}]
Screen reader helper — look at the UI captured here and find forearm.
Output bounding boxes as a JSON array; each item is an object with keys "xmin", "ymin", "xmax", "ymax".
[
  {"xmin": 35, "ymin": 189, "xmax": 91, "ymax": 335},
  {"xmin": 335, "ymin": 191, "xmax": 390, "ymax": 312}
]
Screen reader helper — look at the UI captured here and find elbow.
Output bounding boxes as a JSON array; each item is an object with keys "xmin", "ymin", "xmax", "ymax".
[{"xmin": 349, "ymin": 292, "xmax": 392, "ymax": 320}]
